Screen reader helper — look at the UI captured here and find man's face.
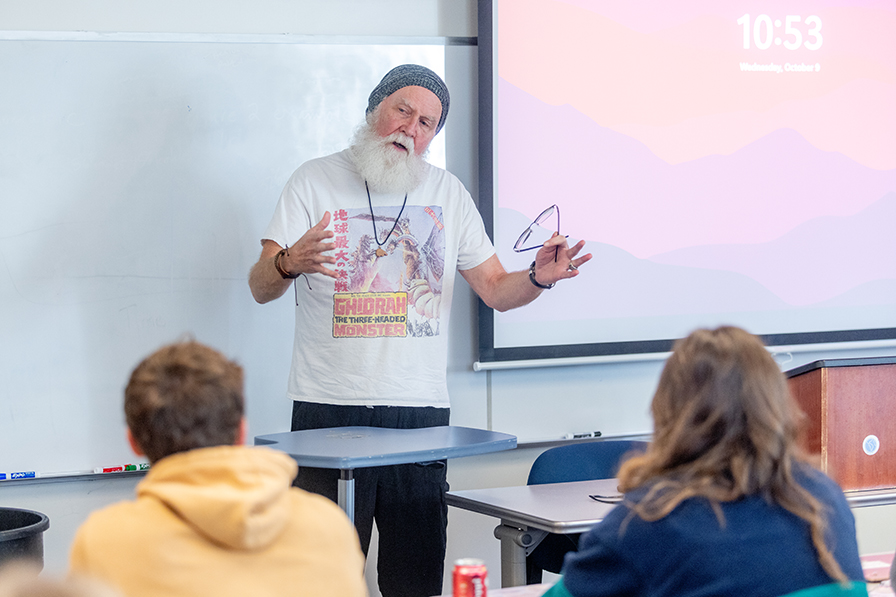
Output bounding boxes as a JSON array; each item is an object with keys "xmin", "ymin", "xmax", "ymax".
[{"xmin": 373, "ymin": 86, "xmax": 443, "ymax": 157}]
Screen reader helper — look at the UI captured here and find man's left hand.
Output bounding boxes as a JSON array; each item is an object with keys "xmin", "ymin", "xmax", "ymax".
[{"xmin": 533, "ymin": 233, "xmax": 592, "ymax": 286}]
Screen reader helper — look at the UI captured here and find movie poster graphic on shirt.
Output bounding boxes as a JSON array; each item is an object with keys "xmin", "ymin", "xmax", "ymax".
[{"xmin": 331, "ymin": 204, "xmax": 445, "ymax": 338}]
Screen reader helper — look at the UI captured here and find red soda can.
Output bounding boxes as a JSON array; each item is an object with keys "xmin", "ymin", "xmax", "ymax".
[{"xmin": 453, "ymin": 558, "xmax": 488, "ymax": 597}]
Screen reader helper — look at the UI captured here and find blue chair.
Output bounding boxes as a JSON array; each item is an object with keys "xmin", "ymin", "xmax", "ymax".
[{"xmin": 526, "ymin": 439, "xmax": 649, "ymax": 584}]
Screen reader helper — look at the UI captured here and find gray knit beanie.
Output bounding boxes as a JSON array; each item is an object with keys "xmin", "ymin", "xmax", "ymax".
[{"xmin": 366, "ymin": 64, "xmax": 450, "ymax": 133}]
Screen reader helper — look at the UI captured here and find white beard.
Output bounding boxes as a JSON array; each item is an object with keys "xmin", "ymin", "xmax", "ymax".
[{"xmin": 349, "ymin": 120, "xmax": 427, "ymax": 195}]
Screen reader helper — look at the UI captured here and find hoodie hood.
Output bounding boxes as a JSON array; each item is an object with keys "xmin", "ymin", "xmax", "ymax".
[{"xmin": 136, "ymin": 445, "xmax": 298, "ymax": 551}]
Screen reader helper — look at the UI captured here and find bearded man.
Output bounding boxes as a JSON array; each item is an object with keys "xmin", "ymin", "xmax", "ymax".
[{"xmin": 249, "ymin": 64, "xmax": 590, "ymax": 596}]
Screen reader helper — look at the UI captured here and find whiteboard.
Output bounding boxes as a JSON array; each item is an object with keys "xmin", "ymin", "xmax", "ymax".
[{"xmin": 0, "ymin": 33, "xmax": 444, "ymax": 476}]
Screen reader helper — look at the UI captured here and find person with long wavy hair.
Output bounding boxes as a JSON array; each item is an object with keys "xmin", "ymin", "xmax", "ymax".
[{"xmin": 543, "ymin": 326, "xmax": 866, "ymax": 597}]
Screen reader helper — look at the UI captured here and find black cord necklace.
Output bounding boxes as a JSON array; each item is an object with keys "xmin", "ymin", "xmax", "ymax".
[{"xmin": 365, "ymin": 180, "xmax": 408, "ymax": 258}]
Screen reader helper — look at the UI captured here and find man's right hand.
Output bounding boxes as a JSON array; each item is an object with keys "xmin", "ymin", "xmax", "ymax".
[
  {"xmin": 248, "ymin": 212, "xmax": 337, "ymax": 304},
  {"xmin": 278, "ymin": 212, "xmax": 338, "ymax": 280}
]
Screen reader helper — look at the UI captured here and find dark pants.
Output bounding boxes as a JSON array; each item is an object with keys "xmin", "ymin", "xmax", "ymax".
[
  {"xmin": 291, "ymin": 401, "xmax": 450, "ymax": 597},
  {"xmin": 527, "ymin": 533, "xmax": 581, "ymax": 584}
]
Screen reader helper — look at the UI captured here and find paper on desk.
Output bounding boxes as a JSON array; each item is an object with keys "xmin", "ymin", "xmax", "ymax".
[{"xmin": 863, "ymin": 552, "xmax": 895, "ymax": 583}]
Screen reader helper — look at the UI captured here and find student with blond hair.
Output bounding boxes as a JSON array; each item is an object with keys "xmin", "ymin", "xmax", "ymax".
[
  {"xmin": 69, "ymin": 340, "xmax": 367, "ymax": 597},
  {"xmin": 545, "ymin": 326, "xmax": 866, "ymax": 597}
]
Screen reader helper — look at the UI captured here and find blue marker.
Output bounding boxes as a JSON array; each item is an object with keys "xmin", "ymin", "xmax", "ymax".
[
  {"xmin": 10, "ymin": 471, "xmax": 37, "ymax": 479},
  {"xmin": 0, "ymin": 473, "xmax": 6, "ymax": 480}
]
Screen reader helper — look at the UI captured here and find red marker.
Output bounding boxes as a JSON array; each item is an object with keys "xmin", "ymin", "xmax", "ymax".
[{"xmin": 93, "ymin": 464, "xmax": 150, "ymax": 474}]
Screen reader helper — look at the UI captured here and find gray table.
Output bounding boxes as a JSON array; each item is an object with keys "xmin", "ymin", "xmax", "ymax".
[
  {"xmin": 446, "ymin": 479, "xmax": 619, "ymax": 588},
  {"xmin": 446, "ymin": 479, "xmax": 896, "ymax": 588},
  {"xmin": 255, "ymin": 425, "xmax": 517, "ymax": 523}
]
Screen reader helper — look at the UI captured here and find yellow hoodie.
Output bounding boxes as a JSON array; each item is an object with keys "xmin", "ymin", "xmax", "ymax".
[{"xmin": 69, "ymin": 446, "xmax": 367, "ymax": 597}]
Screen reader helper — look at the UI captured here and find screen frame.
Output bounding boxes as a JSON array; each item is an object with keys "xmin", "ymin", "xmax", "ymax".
[{"xmin": 476, "ymin": 0, "xmax": 896, "ymax": 366}]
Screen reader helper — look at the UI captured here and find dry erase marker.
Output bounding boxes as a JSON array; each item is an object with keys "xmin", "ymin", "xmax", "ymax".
[
  {"xmin": 0, "ymin": 473, "xmax": 6, "ymax": 480},
  {"xmin": 9, "ymin": 471, "xmax": 37, "ymax": 479},
  {"xmin": 95, "ymin": 464, "xmax": 149, "ymax": 473},
  {"xmin": 564, "ymin": 431, "xmax": 602, "ymax": 439},
  {"xmin": 38, "ymin": 470, "xmax": 96, "ymax": 478}
]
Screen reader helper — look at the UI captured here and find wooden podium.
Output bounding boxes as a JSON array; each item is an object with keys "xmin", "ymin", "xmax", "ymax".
[{"xmin": 786, "ymin": 357, "xmax": 896, "ymax": 491}]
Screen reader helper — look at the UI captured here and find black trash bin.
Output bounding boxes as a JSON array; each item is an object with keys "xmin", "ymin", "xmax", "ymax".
[{"xmin": 0, "ymin": 508, "xmax": 50, "ymax": 569}]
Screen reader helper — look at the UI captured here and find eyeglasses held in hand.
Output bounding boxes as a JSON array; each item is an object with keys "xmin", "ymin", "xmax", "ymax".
[{"xmin": 513, "ymin": 204, "xmax": 567, "ymax": 261}]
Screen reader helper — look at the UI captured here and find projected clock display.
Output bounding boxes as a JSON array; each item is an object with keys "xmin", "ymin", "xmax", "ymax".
[{"xmin": 737, "ymin": 14, "xmax": 823, "ymax": 50}]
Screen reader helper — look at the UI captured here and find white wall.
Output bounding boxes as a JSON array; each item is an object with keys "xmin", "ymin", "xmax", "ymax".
[{"xmin": 2, "ymin": 2, "xmax": 895, "ymax": 595}]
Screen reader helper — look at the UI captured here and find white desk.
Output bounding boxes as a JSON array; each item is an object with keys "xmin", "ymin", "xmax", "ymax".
[
  {"xmin": 447, "ymin": 479, "xmax": 896, "ymax": 588},
  {"xmin": 438, "ymin": 583, "xmax": 553, "ymax": 597},
  {"xmin": 256, "ymin": 425, "xmax": 517, "ymax": 523}
]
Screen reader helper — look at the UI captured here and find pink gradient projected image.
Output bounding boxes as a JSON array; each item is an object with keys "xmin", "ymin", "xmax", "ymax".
[{"xmin": 492, "ymin": 0, "xmax": 896, "ymax": 350}]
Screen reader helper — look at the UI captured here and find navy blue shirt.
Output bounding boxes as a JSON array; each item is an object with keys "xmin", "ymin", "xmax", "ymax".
[{"xmin": 561, "ymin": 465, "xmax": 864, "ymax": 597}]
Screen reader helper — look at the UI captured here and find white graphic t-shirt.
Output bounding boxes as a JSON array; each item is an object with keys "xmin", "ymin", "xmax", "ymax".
[{"xmin": 262, "ymin": 149, "xmax": 495, "ymax": 407}]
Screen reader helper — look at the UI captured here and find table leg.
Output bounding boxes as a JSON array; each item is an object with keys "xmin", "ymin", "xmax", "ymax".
[
  {"xmin": 494, "ymin": 522, "xmax": 548, "ymax": 587},
  {"xmin": 338, "ymin": 469, "xmax": 355, "ymax": 524}
]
